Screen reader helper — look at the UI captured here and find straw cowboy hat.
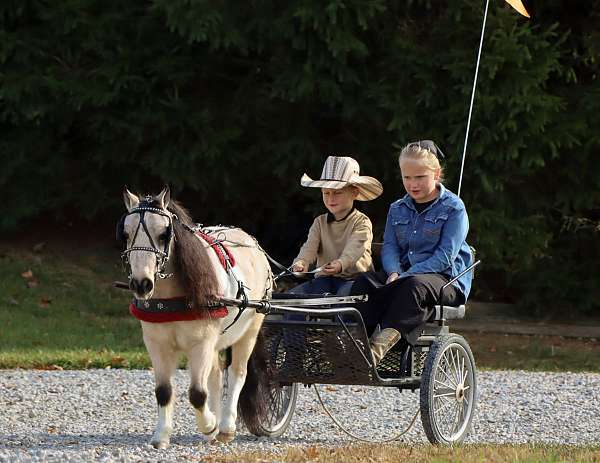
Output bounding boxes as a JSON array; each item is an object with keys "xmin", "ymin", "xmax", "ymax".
[{"xmin": 300, "ymin": 156, "xmax": 383, "ymax": 201}]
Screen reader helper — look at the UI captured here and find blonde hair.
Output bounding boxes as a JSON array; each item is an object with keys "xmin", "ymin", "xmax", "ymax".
[{"xmin": 398, "ymin": 143, "xmax": 444, "ymax": 181}]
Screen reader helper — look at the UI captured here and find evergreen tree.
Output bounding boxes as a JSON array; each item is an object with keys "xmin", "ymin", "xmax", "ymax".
[{"xmin": 1, "ymin": 0, "xmax": 598, "ymax": 312}]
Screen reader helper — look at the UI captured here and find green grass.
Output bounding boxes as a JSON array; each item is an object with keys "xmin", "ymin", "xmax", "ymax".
[
  {"xmin": 0, "ymin": 245, "xmax": 150, "ymax": 369},
  {"xmin": 466, "ymin": 332, "xmax": 600, "ymax": 373}
]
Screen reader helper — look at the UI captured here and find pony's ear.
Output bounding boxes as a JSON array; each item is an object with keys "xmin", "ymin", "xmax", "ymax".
[
  {"xmin": 123, "ymin": 187, "xmax": 140, "ymax": 212},
  {"xmin": 156, "ymin": 185, "xmax": 171, "ymax": 210}
]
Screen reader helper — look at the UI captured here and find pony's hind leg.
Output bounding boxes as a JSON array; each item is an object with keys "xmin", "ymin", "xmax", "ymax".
[
  {"xmin": 188, "ymin": 340, "xmax": 218, "ymax": 441},
  {"xmin": 144, "ymin": 338, "xmax": 178, "ymax": 449}
]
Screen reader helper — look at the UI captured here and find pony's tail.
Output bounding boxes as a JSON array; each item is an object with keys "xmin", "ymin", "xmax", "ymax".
[{"xmin": 238, "ymin": 330, "xmax": 272, "ymax": 433}]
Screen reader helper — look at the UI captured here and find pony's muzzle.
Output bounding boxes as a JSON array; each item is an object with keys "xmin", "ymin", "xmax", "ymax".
[{"xmin": 130, "ymin": 277, "xmax": 154, "ymax": 298}]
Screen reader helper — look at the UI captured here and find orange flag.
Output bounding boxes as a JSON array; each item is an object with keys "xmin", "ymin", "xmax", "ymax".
[{"xmin": 504, "ymin": 0, "xmax": 530, "ymax": 17}]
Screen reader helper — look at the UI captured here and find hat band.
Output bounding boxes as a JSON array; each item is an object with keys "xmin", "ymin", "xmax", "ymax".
[{"xmin": 317, "ymin": 178, "xmax": 352, "ymax": 182}]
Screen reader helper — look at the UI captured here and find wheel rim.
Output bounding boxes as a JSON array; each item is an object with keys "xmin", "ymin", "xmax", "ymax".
[
  {"xmin": 262, "ymin": 383, "xmax": 296, "ymax": 433},
  {"xmin": 431, "ymin": 342, "xmax": 475, "ymax": 442}
]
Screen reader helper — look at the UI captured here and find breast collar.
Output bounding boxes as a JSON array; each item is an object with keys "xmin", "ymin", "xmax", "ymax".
[{"xmin": 130, "ymin": 229, "xmax": 241, "ymax": 323}]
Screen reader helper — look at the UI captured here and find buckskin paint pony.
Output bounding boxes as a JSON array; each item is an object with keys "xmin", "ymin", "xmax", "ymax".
[{"xmin": 117, "ymin": 186, "xmax": 273, "ymax": 448}]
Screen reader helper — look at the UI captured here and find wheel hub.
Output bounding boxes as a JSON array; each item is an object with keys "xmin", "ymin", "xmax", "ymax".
[{"xmin": 455, "ymin": 383, "xmax": 465, "ymax": 402}]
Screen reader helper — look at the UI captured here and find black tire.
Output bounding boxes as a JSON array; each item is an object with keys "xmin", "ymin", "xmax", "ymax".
[
  {"xmin": 420, "ymin": 334, "xmax": 477, "ymax": 444},
  {"xmin": 246, "ymin": 381, "xmax": 298, "ymax": 437}
]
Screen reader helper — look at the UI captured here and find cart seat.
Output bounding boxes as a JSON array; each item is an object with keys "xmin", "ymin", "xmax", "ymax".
[
  {"xmin": 272, "ymin": 293, "xmax": 466, "ymax": 320},
  {"xmin": 432, "ymin": 305, "xmax": 465, "ymax": 320}
]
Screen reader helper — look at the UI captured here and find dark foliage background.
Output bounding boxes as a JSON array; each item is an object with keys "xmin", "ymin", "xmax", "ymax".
[{"xmin": 1, "ymin": 0, "xmax": 599, "ymax": 313}]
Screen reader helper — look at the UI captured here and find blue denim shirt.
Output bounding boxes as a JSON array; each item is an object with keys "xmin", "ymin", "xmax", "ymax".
[{"xmin": 381, "ymin": 183, "xmax": 473, "ymax": 299}]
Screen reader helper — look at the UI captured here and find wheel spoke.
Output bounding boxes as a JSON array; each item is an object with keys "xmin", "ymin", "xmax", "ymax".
[
  {"xmin": 452, "ymin": 402, "xmax": 462, "ymax": 435},
  {"xmin": 434, "ymin": 378, "xmax": 455, "ymax": 391},
  {"xmin": 450, "ymin": 349, "xmax": 461, "ymax": 386},
  {"xmin": 434, "ymin": 399, "xmax": 451, "ymax": 415},
  {"xmin": 267, "ymin": 395, "xmax": 278, "ymax": 424},
  {"xmin": 437, "ymin": 364, "xmax": 458, "ymax": 388},
  {"xmin": 434, "ymin": 396, "xmax": 454, "ymax": 416},
  {"xmin": 434, "ymin": 391, "xmax": 456, "ymax": 398},
  {"xmin": 273, "ymin": 391, "xmax": 283, "ymax": 423},
  {"xmin": 435, "ymin": 401, "xmax": 451, "ymax": 429},
  {"xmin": 442, "ymin": 401, "xmax": 453, "ymax": 435},
  {"xmin": 448, "ymin": 349, "xmax": 457, "ymax": 385},
  {"xmin": 270, "ymin": 387, "xmax": 285, "ymax": 426},
  {"xmin": 456, "ymin": 351, "xmax": 462, "ymax": 385}
]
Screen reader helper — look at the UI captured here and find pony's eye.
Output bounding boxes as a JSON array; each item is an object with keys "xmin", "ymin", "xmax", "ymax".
[
  {"xmin": 158, "ymin": 232, "xmax": 168, "ymax": 242},
  {"xmin": 123, "ymin": 232, "xmax": 129, "ymax": 241}
]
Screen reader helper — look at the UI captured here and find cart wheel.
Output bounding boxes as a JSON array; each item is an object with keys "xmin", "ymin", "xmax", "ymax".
[
  {"xmin": 420, "ymin": 334, "xmax": 477, "ymax": 444},
  {"xmin": 246, "ymin": 381, "xmax": 298, "ymax": 437},
  {"xmin": 244, "ymin": 331, "xmax": 299, "ymax": 438}
]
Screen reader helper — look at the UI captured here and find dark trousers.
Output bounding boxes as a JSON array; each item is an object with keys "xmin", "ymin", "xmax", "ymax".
[
  {"xmin": 350, "ymin": 272, "xmax": 465, "ymax": 345},
  {"xmin": 285, "ymin": 276, "xmax": 353, "ymax": 321},
  {"xmin": 288, "ymin": 276, "xmax": 354, "ymax": 297}
]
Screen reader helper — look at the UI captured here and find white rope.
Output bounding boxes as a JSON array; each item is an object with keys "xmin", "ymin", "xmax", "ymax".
[
  {"xmin": 313, "ymin": 384, "xmax": 420, "ymax": 443},
  {"xmin": 457, "ymin": 0, "xmax": 491, "ymax": 198}
]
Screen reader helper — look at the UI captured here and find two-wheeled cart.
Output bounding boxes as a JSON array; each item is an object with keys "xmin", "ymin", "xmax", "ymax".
[{"xmin": 224, "ymin": 261, "xmax": 480, "ymax": 444}]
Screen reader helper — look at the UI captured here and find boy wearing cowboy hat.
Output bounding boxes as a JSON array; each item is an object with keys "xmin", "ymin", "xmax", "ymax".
[{"xmin": 290, "ymin": 156, "xmax": 383, "ymax": 295}]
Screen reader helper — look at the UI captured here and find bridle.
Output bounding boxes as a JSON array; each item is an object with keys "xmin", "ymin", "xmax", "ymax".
[{"xmin": 117, "ymin": 198, "xmax": 176, "ymax": 281}]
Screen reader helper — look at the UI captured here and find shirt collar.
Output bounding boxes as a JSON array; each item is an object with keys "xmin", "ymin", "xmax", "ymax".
[
  {"xmin": 326, "ymin": 207, "xmax": 356, "ymax": 223},
  {"xmin": 399, "ymin": 183, "xmax": 447, "ymax": 211}
]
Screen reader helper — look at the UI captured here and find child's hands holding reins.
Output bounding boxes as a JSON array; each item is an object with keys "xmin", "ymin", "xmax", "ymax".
[
  {"xmin": 292, "ymin": 261, "xmax": 306, "ymax": 273},
  {"xmin": 322, "ymin": 260, "xmax": 342, "ymax": 275}
]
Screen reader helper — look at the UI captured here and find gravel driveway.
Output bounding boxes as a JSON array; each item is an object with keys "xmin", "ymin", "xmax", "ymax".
[{"xmin": 1, "ymin": 369, "xmax": 598, "ymax": 462}]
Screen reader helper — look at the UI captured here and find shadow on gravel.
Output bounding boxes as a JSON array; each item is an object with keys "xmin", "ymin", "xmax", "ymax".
[
  {"xmin": 0, "ymin": 433, "xmax": 151, "ymax": 450},
  {"xmin": 0, "ymin": 432, "xmax": 326, "ymax": 450}
]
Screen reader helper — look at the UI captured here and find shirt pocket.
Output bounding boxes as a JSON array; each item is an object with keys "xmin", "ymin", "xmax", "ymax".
[
  {"xmin": 392, "ymin": 217, "xmax": 411, "ymax": 243},
  {"xmin": 423, "ymin": 213, "xmax": 448, "ymax": 244}
]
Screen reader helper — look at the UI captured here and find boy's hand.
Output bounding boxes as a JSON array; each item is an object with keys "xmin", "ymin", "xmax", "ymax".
[
  {"xmin": 386, "ymin": 272, "xmax": 400, "ymax": 284},
  {"xmin": 322, "ymin": 260, "xmax": 342, "ymax": 275},
  {"xmin": 292, "ymin": 261, "xmax": 306, "ymax": 273}
]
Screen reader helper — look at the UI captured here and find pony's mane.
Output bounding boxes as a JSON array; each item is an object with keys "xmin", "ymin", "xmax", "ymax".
[{"xmin": 167, "ymin": 200, "xmax": 221, "ymax": 309}]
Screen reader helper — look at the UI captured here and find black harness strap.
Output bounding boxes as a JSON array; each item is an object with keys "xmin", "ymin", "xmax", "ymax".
[
  {"xmin": 120, "ymin": 200, "xmax": 174, "ymax": 279},
  {"xmin": 221, "ymin": 280, "xmax": 250, "ymax": 334}
]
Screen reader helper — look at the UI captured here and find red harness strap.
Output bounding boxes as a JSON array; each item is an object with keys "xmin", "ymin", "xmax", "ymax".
[
  {"xmin": 129, "ymin": 301, "xmax": 228, "ymax": 323},
  {"xmin": 129, "ymin": 231, "xmax": 234, "ymax": 323},
  {"xmin": 195, "ymin": 231, "xmax": 236, "ymax": 268}
]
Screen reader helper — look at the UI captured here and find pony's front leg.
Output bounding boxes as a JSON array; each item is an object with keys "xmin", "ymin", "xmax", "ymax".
[
  {"xmin": 188, "ymin": 342, "xmax": 218, "ymax": 440},
  {"xmin": 144, "ymin": 338, "xmax": 178, "ymax": 449},
  {"xmin": 218, "ymin": 327, "xmax": 259, "ymax": 442},
  {"xmin": 208, "ymin": 360, "xmax": 224, "ymax": 440}
]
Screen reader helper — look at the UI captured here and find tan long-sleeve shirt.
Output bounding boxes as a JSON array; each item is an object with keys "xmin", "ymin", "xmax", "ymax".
[{"xmin": 293, "ymin": 208, "xmax": 374, "ymax": 279}]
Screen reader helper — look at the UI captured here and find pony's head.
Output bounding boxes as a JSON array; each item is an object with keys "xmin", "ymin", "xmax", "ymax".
[{"xmin": 117, "ymin": 186, "xmax": 175, "ymax": 299}]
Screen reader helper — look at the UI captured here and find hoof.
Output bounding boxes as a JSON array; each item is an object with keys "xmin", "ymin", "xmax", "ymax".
[
  {"xmin": 151, "ymin": 440, "xmax": 169, "ymax": 450},
  {"xmin": 200, "ymin": 423, "xmax": 219, "ymax": 442},
  {"xmin": 216, "ymin": 431, "xmax": 236, "ymax": 444}
]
